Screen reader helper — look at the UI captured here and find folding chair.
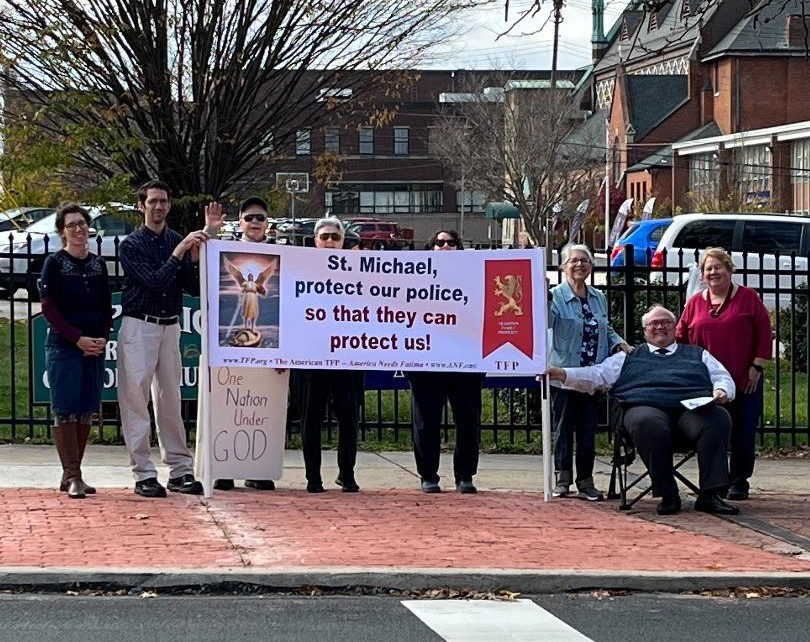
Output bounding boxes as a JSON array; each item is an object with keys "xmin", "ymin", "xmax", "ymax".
[{"xmin": 606, "ymin": 398, "xmax": 700, "ymax": 510}]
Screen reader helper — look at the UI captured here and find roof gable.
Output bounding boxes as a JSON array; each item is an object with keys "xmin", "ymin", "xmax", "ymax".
[{"xmin": 626, "ymin": 75, "xmax": 689, "ymax": 139}]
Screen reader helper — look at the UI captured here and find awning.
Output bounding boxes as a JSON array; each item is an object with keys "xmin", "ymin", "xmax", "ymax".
[{"xmin": 485, "ymin": 202, "xmax": 520, "ymax": 220}]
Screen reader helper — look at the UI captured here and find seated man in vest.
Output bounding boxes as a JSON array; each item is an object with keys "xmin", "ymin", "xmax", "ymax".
[{"xmin": 546, "ymin": 304, "xmax": 739, "ymax": 516}]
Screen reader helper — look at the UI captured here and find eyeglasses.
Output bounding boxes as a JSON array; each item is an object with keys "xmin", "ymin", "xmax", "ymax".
[
  {"xmin": 644, "ymin": 320, "xmax": 675, "ymax": 328},
  {"xmin": 318, "ymin": 232, "xmax": 342, "ymax": 241},
  {"xmin": 435, "ymin": 238, "xmax": 458, "ymax": 248},
  {"xmin": 567, "ymin": 258, "xmax": 591, "ymax": 265},
  {"xmin": 242, "ymin": 213, "xmax": 267, "ymax": 223},
  {"xmin": 64, "ymin": 220, "xmax": 89, "ymax": 231}
]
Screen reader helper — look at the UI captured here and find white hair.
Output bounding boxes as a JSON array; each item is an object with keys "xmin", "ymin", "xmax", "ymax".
[
  {"xmin": 314, "ymin": 216, "xmax": 344, "ymax": 236},
  {"xmin": 560, "ymin": 243, "xmax": 594, "ymax": 265},
  {"xmin": 641, "ymin": 305, "xmax": 676, "ymax": 326}
]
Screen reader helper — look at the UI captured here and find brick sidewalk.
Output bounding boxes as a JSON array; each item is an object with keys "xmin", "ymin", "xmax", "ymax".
[{"xmin": 2, "ymin": 489, "xmax": 809, "ymax": 574}]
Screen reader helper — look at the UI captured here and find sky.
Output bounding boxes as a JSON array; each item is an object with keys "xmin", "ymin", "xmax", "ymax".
[{"xmin": 425, "ymin": 0, "xmax": 627, "ymax": 71}]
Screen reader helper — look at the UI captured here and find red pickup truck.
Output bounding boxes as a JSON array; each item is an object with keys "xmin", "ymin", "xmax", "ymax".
[{"xmin": 345, "ymin": 220, "xmax": 415, "ymax": 250}]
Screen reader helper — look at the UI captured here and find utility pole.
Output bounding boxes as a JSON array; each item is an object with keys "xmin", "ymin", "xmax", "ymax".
[{"xmin": 546, "ymin": 0, "xmax": 564, "ymax": 264}]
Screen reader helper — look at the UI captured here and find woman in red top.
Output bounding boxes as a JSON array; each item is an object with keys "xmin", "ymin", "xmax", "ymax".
[{"xmin": 676, "ymin": 247, "xmax": 772, "ymax": 500}]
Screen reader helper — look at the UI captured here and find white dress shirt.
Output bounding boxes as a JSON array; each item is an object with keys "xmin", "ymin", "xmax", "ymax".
[{"xmin": 561, "ymin": 342, "xmax": 736, "ymax": 401}]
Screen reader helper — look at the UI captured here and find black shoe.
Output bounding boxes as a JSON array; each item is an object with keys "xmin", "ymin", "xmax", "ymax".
[
  {"xmin": 656, "ymin": 494, "xmax": 681, "ymax": 515},
  {"xmin": 167, "ymin": 474, "xmax": 203, "ymax": 495},
  {"xmin": 214, "ymin": 479, "xmax": 235, "ymax": 491},
  {"xmin": 455, "ymin": 479, "xmax": 477, "ymax": 494},
  {"xmin": 726, "ymin": 487, "xmax": 749, "ymax": 501},
  {"xmin": 335, "ymin": 475, "xmax": 359, "ymax": 493},
  {"xmin": 695, "ymin": 494, "xmax": 740, "ymax": 515},
  {"xmin": 134, "ymin": 477, "xmax": 167, "ymax": 498},
  {"xmin": 307, "ymin": 481, "xmax": 325, "ymax": 493},
  {"xmin": 420, "ymin": 479, "xmax": 441, "ymax": 494},
  {"xmin": 244, "ymin": 479, "xmax": 275, "ymax": 490}
]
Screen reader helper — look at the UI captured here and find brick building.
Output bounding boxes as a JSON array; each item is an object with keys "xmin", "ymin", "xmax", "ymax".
[{"xmin": 591, "ymin": 0, "xmax": 810, "ymax": 217}]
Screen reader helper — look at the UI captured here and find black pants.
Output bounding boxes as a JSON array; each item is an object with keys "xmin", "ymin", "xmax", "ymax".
[
  {"xmin": 407, "ymin": 372, "xmax": 484, "ymax": 484},
  {"xmin": 623, "ymin": 404, "xmax": 731, "ymax": 498},
  {"xmin": 292, "ymin": 369, "xmax": 363, "ymax": 484},
  {"xmin": 550, "ymin": 387, "xmax": 598, "ymax": 488}
]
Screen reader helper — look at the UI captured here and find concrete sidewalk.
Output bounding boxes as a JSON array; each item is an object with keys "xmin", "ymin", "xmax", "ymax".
[{"xmin": 1, "ymin": 444, "xmax": 809, "ymax": 593}]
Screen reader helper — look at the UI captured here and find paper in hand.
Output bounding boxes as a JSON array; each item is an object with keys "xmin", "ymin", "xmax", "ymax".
[{"xmin": 680, "ymin": 396, "xmax": 716, "ymax": 410}]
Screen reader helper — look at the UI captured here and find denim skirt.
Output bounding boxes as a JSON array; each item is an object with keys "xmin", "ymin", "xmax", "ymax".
[{"xmin": 45, "ymin": 337, "xmax": 104, "ymax": 416}]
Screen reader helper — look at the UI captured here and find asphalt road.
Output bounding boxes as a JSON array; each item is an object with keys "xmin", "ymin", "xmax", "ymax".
[{"xmin": 0, "ymin": 592, "xmax": 807, "ymax": 642}]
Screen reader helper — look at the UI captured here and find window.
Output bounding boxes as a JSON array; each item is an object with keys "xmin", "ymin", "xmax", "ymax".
[
  {"xmin": 737, "ymin": 145, "xmax": 771, "ymax": 206},
  {"xmin": 791, "ymin": 139, "xmax": 810, "ymax": 214},
  {"xmin": 394, "ymin": 127, "xmax": 409, "ymax": 155},
  {"xmin": 326, "ymin": 183, "xmax": 443, "ymax": 214},
  {"xmin": 674, "ymin": 220, "xmax": 735, "ymax": 250},
  {"xmin": 742, "ymin": 221, "xmax": 803, "ymax": 254},
  {"xmin": 359, "ymin": 127, "xmax": 374, "ymax": 154},
  {"xmin": 324, "ymin": 128, "xmax": 340, "ymax": 155},
  {"xmin": 455, "ymin": 191, "xmax": 486, "ymax": 213},
  {"xmin": 688, "ymin": 153, "xmax": 718, "ymax": 202},
  {"xmin": 296, "ymin": 129, "xmax": 311, "ymax": 155}
]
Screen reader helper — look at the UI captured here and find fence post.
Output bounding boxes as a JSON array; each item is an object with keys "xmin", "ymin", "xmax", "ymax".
[{"xmin": 623, "ymin": 244, "xmax": 637, "ymax": 343}]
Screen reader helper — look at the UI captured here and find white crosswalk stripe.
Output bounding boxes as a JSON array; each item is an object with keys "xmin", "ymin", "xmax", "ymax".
[{"xmin": 402, "ymin": 599, "xmax": 595, "ymax": 641}]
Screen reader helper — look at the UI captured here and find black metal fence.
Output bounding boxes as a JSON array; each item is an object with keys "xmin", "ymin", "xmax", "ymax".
[{"xmin": 1, "ymin": 238, "xmax": 808, "ymax": 446}]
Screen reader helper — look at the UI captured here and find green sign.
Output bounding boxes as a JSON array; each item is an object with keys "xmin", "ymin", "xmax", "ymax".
[{"xmin": 32, "ymin": 294, "xmax": 202, "ymax": 404}]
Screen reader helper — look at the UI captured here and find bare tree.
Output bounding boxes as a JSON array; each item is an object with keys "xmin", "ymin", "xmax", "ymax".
[
  {"xmin": 0, "ymin": 0, "xmax": 484, "ymax": 226},
  {"xmin": 431, "ymin": 74, "xmax": 604, "ymax": 248}
]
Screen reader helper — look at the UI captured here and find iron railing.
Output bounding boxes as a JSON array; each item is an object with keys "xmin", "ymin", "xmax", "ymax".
[{"xmin": 1, "ymin": 238, "xmax": 808, "ymax": 446}]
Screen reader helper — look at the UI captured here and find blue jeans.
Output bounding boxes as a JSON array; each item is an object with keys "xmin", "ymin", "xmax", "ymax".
[
  {"xmin": 726, "ymin": 378, "xmax": 764, "ymax": 492},
  {"xmin": 550, "ymin": 387, "xmax": 598, "ymax": 488}
]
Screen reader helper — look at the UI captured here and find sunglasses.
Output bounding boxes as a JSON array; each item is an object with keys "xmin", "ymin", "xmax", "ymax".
[
  {"xmin": 435, "ymin": 238, "xmax": 458, "ymax": 247},
  {"xmin": 318, "ymin": 232, "xmax": 342, "ymax": 241},
  {"xmin": 242, "ymin": 213, "xmax": 267, "ymax": 222}
]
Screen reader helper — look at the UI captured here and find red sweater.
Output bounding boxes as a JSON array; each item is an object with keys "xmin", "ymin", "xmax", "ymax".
[{"xmin": 676, "ymin": 285, "xmax": 773, "ymax": 389}]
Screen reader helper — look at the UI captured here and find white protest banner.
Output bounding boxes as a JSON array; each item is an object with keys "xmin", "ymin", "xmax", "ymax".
[{"xmin": 204, "ymin": 241, "xmax": 547, "ymax": 375}]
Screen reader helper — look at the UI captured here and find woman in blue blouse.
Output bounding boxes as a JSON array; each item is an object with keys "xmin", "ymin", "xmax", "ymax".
[
  {"xmin": 549, "ymin": 244, "xmax": 630, "ymax": 500},
  {"xmin": 40, "ymin": 203, "xmax": 112, "ymax": 498}
]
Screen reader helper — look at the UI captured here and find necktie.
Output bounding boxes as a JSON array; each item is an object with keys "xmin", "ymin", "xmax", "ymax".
[{"xmin": 655, "ymin": 348, "xmax": 668, "ymax": 356}]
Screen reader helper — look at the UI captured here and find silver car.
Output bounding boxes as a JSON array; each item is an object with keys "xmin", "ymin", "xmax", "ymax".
[{"xmin": 0, "ymin": 204, "xmax": 138, "ymax": 300}]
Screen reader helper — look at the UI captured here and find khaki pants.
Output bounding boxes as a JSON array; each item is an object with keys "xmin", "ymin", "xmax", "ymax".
[{"xmin": 117, "ymin": 316, "xmax": 193, "ymax": 481}]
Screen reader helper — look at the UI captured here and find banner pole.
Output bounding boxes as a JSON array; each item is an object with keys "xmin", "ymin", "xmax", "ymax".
[
  {"xmin": 541, "ymin": 374, "xmax": 553, "ymax": 502},
  {"xmin": 198, "ymin": 242, "xmax": 213, "ymax": 498}
]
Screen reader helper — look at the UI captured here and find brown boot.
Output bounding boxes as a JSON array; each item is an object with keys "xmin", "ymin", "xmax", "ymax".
[
  {"xmin": 59, "ymin": 423, "xmax": 96, "ymax": 494},
  {"xmin": 53, "ymin": 424, "xmax": 85, "ymax": 499}
]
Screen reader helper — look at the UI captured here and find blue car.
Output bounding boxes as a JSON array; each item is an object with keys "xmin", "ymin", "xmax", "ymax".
[{"xmin": 610, "ymin": 218, "xmax": 672, "ymax": 267}]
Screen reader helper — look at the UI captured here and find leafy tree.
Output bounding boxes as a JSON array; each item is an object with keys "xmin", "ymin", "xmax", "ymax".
[{"xmin": 0, "ymin": 0, "xmax": 482, "ymax": 229}]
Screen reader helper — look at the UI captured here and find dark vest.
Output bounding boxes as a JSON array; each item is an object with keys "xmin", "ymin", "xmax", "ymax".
[{"xmin": 611, "ymin": 344, "xmax": 713, "ymax": 409}]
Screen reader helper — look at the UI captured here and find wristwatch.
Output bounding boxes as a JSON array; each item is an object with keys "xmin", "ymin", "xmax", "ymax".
[{"xmin": 751, "ymin": 364, "xmax": 764, "ymax": 373}]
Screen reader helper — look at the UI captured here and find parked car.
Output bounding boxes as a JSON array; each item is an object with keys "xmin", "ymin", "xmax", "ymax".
[
  {"xmin": 276, "ymin": 218, "xmax": 361, "ymax": 248},
  {"xmin": 648, "ymin": 212, "xmax": 810, "ymax": 308},
  {"xmin": 609, "ymin": 218, "xmax": 671, "ymax": 268},
  {"xmin": 0, "ymin": 204, "xmax": 138, "ymax": 300},
  {"xmin": 347, "ymin": 220, "xmax": 415, "ymax": 250},
  {"xmin": 218, "ymin": 219, "xmax": 242, "ymax": 240},
  {"xmin": 0, "ymin": 207, "xmax": 56, "ymax": 233}
]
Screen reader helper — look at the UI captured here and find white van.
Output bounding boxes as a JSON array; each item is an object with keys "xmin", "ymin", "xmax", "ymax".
[{"xmin": 649, "ymin": 212, "xmax": 810, "ymax": 308}]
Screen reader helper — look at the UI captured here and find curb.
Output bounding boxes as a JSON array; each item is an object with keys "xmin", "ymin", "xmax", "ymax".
[{"xmin": 3, "ymin": 568, "xmax": 810, "ymax": 594}]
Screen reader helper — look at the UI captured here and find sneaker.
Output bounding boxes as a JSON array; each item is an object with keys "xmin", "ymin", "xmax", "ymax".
[
  {"xmin": 167, "ymin": 474, "xmax": 203, "ymax": 495},
  {"xmin": 244, "ymin": 479, "xmax": 275, "ymax": 490},
  {"xmin": 420, "ymin": 479, "xmax": 441, "ymax": 494},
  {"xmin": 576, "ymin": 487, "xmax": 604, "ymax": 502},
  {"xmin": 134, "ymin": 477, "xmax": 167, "ymax": 498},
  {"xmin": 552, "ymin": 484, "xmax": 570, "ymax": 498},
  {"xmin": 455, "ymin": 479, "xmax": 477, "ymax": 494},
  {"xmin": 335, "ymin": 475, "xmax": 360, "ymax": 493},
  {"xmin": 214, "ymin": 479, "xmax": 235, "ymax": 491}
]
